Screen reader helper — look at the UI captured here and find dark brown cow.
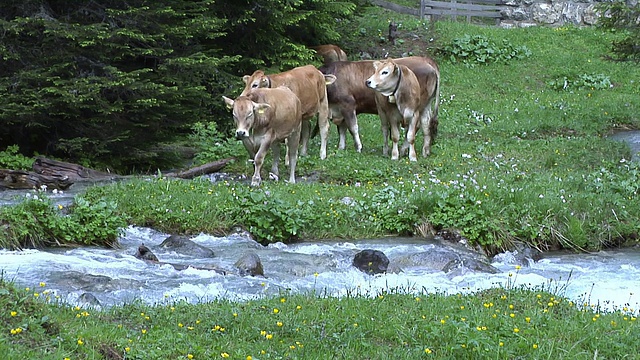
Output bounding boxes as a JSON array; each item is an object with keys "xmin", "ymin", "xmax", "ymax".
[
  {"xmin": 241, "ymin": 65, "xmax": 336, "ymax": 159},
  {"xmin": 318, "ymin": 57, "xmax": 440, "ymax": 158},
  {"xmin": 311, "ymin": 44, "xmax": 348, "ymax": 66},
  {"xmin": 366, "ymin": 59, "xmax": 432, "ymax": 161},
  {"xmin": 223, "ymin": 86, "xmax": 302, "ymax": 186}
]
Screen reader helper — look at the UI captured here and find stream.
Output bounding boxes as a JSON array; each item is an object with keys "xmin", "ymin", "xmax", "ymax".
[{"xmin": 1, "ymin": 132, "xmax": 639, "ymax": 311}]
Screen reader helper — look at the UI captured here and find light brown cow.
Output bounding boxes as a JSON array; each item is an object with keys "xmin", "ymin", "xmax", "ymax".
[
  {"xmin": 222, "ymin": 86, "xmax": 302, "ymax": 186},
  {"xmin": 366, "ymin": 59, "xmax": 430, "ymax": 161},
  {"xmin": 318, "ymin": 57, "xmax": 440, "ymax": 158},
  {"xmin": 311, "ymin": 44, "xmax": 348, "ymax": 66},
  {"xmin": 241, "ymin": 65, "xmax": 336, "ymax": 159}
]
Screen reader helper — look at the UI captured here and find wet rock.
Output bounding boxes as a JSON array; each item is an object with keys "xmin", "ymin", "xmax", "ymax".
[
  {"xmin": 135, "ymin": 244, "xmax": 158, "ymax": 262},
  {"xmin": 493, "ymin": 246, "xmax": 543, "ymax": 267},
  {"xmin": 392, "ymin": 242, "xmax": 495, "ymax": 274},
  {"xmin": 78, "ymin": 292, "xmax": 101, "ymax": 307},
  {"xmin": 234, "ymin": 252, "xmax": 264, "ymax": 277},
  {"xmin": 159, "ymin": 235, "xmax": 215, "ymax": 258},
  {"xmin": 353, "ymin": 249, "xmax": 389, "ymax": 275},
  {"xmin": 50, "ymin": 271, "xmax": 144, "ymax": 292},
  {"xmin": 442, "ymin": 258, "xmax": 500, "ymax": 276}
]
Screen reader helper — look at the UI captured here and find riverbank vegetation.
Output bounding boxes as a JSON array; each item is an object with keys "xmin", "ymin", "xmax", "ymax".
[
  {"xmin": 1, "ymin": 276, "xmax": 638, "ymax": 359},
  {"xmin": 1, "ymin": 4, "xmax": 640, "ymax": 254}
]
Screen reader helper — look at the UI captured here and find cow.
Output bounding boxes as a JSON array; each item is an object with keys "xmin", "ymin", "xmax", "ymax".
[
  {"xmin": 318, "ymin": 56, "xmax": 440, "ymax": 159},
  {"xmin": 310, "ymin": 44, "xmax": 348, "ymax": 66},
  {"xmin": 241, "ymin": 65, "xmax": 336, "ymax": 160},
  {"xmin": 222, "ymin": 86, "xmax": 302, "ymax": 186},
  {"xmin": 366, "ymin": 59, "xmax": 430, "ymax": 161}
]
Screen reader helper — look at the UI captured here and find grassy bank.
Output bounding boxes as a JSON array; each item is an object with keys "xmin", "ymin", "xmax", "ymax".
[
  {"xmin": 2, "ymin": 15, "xmax": 640, "ymax": 252},
  {"xmin": 2, "ymin": 277, "xmax": 638, "ymax": 359}
]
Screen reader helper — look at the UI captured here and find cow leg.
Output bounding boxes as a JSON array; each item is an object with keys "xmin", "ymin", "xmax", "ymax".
[
  {"xmin": 299, "ymin": 118, "xmax": 311, "ymax": 157},
  {"xmin": 317, "ymin": 95, "xmax": 332, "ymax": 160},
  {"xmin": 403, "ymin": 109, "xmax": 419, "ymax": 162},
  {"xmin": 420, "ymin": 106, "xmax": 434, "ymax": 157},
  {"xmin": 287, "ymin": 123, "xmax": 302, "ymax": 184},
  {"xmin": 343, "ymin": 108, "xmax": 362, "ymax": 153},
  {"xmin": 269, "ymin": 141, "xmax": 281, "ymax": 181},
  {"xmin": 379, "ymin": 110, "xmax": 391, "ymax": 157},
  {"xmin": 251, "ymin": 139, "xmax": 272, "ymax": 186}
]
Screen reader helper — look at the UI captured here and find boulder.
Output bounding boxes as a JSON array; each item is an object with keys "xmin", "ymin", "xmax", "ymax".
[
  {"xmin": 352, "ymin": 249, "xmax": 389, "ymax": 275},
  {"xmin": 234, "ymin": 252, "xmax": 264, "ymax": 277},
  {"xmin": 159, "ymin": 235, "xmax": 215, "ymax": 258},
  {"xmin": 134, "ymin": 244, "xmax": 159, "ymax": 262}
]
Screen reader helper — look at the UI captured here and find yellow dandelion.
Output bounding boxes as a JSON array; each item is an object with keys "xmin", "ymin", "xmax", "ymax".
[
  {"xmin": 187, "ymin": 354, "xmax": 194, "ymax": 359},
  {"xmin": 273, "ymin": 308, "xmax": 279, "ymax": 314},
  {"xmin": 246, "ymin": 357, "xmax": 253, "ymax": 360},
  {"xmin": 141, "ymin": 329, "xmax": 147, "ymax": 334},
  {"xmin": 266, "ymin": 334, "xmax": 273, "ymax": 340},
  {"xmin": 39, "ymin": 282, "xmax": 46, "ymax": 287},
  {"xmin": 125, "ymin": 347, "xmax": 130, "ymax": 352},
  {"xmin": 513, "ymin": 328, "xmax": 520, "ymax": 333},
  {"xmin": 10, "ymin": 311, "xmax": 17, "ymax": 317},
  {"xmin": 260, "ymin": 330, "xmax": 267, "ymax": 336},
  {"xmin": 525, "ymin": 317, "xmax": 531, "ymax": 323},
  {"xmin": 77, "ymin": 339, "xmax": 84, "ymax": 345},
  {"xmin": 533, "ymin": 344, "xmax": 538, "ymax": 349},
  {"xmin": 277, "ymin": 321, "xmax": 283, "ymax": 327},
  {"xmin": 280, "ymin": 298, "xmax": 286, "ymax": 303},
  {"xmin": 221, "ymin": 353, "xmax": 229, "ymax": 358},
  {"xmin": 425, "ymin": 348, "xmax": 432, "ymax": 354}
]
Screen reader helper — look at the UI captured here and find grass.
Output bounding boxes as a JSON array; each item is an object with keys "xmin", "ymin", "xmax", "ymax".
[
  {"xmin": 2, "ymin": 275, "xmax": 638, "ymax": 359},
  {"xmin": 2, "ymin": 7, "xmax": 640, "ymax": 359},
  {"xmin": 2, "ymin": 14, "xmax": 640, "ymax": 252}
]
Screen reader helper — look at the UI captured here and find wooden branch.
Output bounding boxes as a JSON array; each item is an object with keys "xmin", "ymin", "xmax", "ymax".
[{"xmin": 164, "ymin": 157, "xmax": 236, "ymax": 179}]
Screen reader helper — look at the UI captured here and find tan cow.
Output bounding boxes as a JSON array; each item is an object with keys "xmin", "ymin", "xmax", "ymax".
[
  {"xmin": 310, "ymin": 44, "xmax": 348, "ymax": 66},
  {"xmin": 241, "ymin": 65, "xmax": 336, "ymax": 159},
  {"xmin": 318, "ymin": 57, "xmax": 440, "ymax": 158},
  {"xmin": 222, "ymin": 86, "xmax": 302, "ymax": 186},
  {"xmin": 366, "ymin": 59, "xmax": 431, "ymax": 161}
]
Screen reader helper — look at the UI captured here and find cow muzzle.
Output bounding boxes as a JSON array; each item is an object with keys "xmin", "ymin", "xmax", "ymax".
[{"xmin": 236, "ymin": 129, "xmax": 249, "ymax": 139}]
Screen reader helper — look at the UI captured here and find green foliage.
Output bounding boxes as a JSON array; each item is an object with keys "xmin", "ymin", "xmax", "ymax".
[
  {"xmin": 0, "ymin": 145, "xmax": 33, "ymax": 170},
  {"xmin": 0, "ymin": 189, "xmax": 125, "ymax": 249},
  {"xmin": 0, "ymin": 0, "xmax": 357, "ymax": 172},
  {"xmin": 438, "ymin": 34, "xmax": 531, "ymax": 66},
  {"xmin": 548, "ymin": 73, "xmax": 612, "ymax": 91},
  {"xmin": 2, "ymin": 277, "xmax": 639, "ymax": 359},
  {"xmin": 596, "ymin": 0, "xmax": 640, "ymax": 62},
  {"xmin": 230, "ymin": 187, "xmax": 308, "ymax": 243},
  {"xmin": 188, "ymin": 122, "xmax": 244, "ymax": 166}
]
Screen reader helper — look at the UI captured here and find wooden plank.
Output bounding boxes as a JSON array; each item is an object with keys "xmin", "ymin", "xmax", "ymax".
[
  {"xmin": 423, "ymin": 0, "xmax": 503, "ymax": 5},
  {"xmin": 423, "ymin": 2, "xmax": 504, "ymax": 12},
  {"xmin": 423, "ymin": 9, "xmax": 503, "ymax": 17}
]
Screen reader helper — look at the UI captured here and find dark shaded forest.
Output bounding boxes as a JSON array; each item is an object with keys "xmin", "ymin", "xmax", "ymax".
[{"xmin": 0, "ymin": 0, "xmax": 358, "ymax": 172}]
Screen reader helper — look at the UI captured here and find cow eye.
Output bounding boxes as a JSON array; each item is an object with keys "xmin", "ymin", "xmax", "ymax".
[
  {"xmin": 381, "ymin": 70, "xmax": 389, "ymax": 75},
  {"xmin": 251, "ymin": 83, "xmax": 258, "ymax": 88}
]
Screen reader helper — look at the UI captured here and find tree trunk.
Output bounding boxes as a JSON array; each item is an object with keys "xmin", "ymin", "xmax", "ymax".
[{"xmin": 165, "ymin": 157, "xmax": 236, "ymax": 179}]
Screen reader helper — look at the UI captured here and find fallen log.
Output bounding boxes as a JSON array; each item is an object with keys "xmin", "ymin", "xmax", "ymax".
[
  {"xmin": 164, "ymin": 157, "xmax": 236, "ymax": 179},
  {"xmin": 32, "ymin": 156, "xmax": 118, "ymax": 181},
  {"xmin": 0, "ymin": 169, "xmax": 74, "ymax": 190}
]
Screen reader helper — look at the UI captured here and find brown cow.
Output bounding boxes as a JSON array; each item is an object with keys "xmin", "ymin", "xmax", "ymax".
[
  {"xmin": 366, "ymin": 59, "xmax": 429, "ymax": 161},
  {"xmin": 222, "ymin": 86, "xmax": 302, "ymax": 186},
  {"xmin": 241, "ymin": 65, "xmax": 336, "ymax": 159},
  {"xmin": 318, "ymin": 57, "xmax": 440, "ymax": 158},
  {"xmin": 311, "ymin": 44, "xmax": 348, "ymax": 66}
]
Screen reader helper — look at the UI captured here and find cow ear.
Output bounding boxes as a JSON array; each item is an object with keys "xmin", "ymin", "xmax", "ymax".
[
  {"xmin": 222, "ymin": 96, "xmax": 234, "ymax": 110},
  {"xmin": 373, "ymin": 61, "xmax": 382, "ymax": 70},
  {"xmin": 242, "ymin": 75, "xmax": 250, "ymax": 84},
  {"xmin": 254, "ymin": 102, "xmax": 271, "ymax": 114},
  {"xmin": 324, "ymin": 74, "xmax": 336, "ymax": 85}
]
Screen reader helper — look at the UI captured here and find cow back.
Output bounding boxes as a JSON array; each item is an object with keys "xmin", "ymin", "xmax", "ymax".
[{"xmin": 242, "ymin": 65, "xmax": 326, "ymax": 121}]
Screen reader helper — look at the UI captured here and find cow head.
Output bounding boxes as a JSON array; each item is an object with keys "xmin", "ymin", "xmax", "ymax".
[
  {"xmin": 365, "ymin": 59, "xmax": 400, "ymax": 97},
  {"xmin": 222, "ymin": 95, "xmax": 271, "ymax": 139},
  {"xmin": 241, "ymin": 70, "xmax": 271, "ymax": 95}
]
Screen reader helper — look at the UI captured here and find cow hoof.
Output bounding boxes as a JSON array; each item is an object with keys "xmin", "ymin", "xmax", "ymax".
[{"xmin": 269, "ymin": 172, "xmax": 279, "ymax": 181}]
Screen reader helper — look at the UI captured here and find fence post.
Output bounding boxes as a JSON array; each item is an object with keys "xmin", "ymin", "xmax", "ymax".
[
  {"xmin": 451, "ymin": 0, "xmax": 457, "ymax": 21},
  {"xmin": 420, "ymin": 0, "xmax": 425, "ymax": 20}
]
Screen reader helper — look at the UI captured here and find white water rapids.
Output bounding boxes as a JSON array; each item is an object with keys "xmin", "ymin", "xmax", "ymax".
[{"xmin": 1, "ymin": 226, "xmax": 639, "ymax": 313}]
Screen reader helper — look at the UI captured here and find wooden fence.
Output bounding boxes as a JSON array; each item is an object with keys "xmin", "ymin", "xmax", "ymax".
[{"xmin": 370, "ymin": 0, "xmax": 508, "ymax": 23}]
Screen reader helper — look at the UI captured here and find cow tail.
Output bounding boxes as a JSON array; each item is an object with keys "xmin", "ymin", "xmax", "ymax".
[{"xmin": 429, "ymin": 68, "xmax": 440, "ymax": 144}]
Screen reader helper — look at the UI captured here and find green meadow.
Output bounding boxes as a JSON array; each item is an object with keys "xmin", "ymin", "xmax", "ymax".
[{"xmin": 1, "ymin": 7, "xmax": 640, "ymax": 359}]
